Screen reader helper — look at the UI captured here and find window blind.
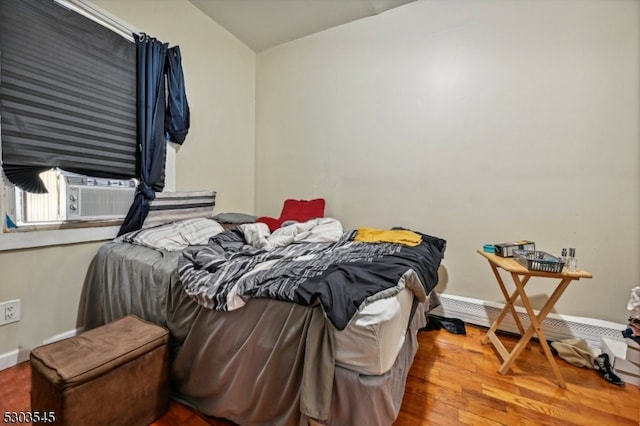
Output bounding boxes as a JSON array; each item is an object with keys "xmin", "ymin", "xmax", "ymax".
[{"xmin": 0, "ymin": 0, "xmax": 137, "ymax": 193}]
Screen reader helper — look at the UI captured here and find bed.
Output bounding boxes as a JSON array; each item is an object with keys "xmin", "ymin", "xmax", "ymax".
[{"xmin": 82, "ymin": 199, "xmax": 445, "ymax": 426}]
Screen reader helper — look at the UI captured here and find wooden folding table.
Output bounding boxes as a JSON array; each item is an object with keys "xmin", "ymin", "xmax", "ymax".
[{"xmin": 477, "ymin": 249, "xmax": 593, "ymax": 388}]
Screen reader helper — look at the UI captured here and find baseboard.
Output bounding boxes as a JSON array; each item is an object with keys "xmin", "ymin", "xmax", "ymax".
[
  {"xmin": 41, "ymin": 327, "xmax": 83, "ymax": 345},
  {"xmin": 0, "ymin": 327, "xmax": 82, "ymax": 371},
  {"xmin": 431, "ymin": 293, "xmax": 627, "ymax": 350},
  {"xmin": 0, "ymin": 348, "xmax": 30, "ymax": 371}
]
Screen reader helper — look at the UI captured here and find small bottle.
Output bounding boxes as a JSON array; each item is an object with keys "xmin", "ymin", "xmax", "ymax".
[
  {"xmin": 560, "ymin": 248, "xmax": 568, "ymax": 271},
  {"xmin": 567, "ymin": 248, "xmax": 577, "ymax": 272}
]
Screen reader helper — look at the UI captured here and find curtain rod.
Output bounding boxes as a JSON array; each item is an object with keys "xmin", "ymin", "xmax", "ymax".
[{"xmin": 53, "ymin": 0, "xmax": 142, "ymax": 43}]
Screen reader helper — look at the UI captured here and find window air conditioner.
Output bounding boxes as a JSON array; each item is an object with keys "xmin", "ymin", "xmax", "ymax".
[{"xmin": 61, "ymin": 174, "xmax": 136, "ymax": 221}]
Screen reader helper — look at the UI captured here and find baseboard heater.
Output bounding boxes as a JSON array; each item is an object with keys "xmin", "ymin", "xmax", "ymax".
[{"xmin": 431, "ymin": 293, "xmax": 627, "ymax": 350}]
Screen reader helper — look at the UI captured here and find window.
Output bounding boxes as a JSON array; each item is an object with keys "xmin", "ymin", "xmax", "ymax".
[
  {"xmin": 0, "ymin": 0, "xmax": 138, "ymax": 235},
  {"xmin": 16, "ymin": 171, "xmax": 60, "ymax": 224},
  {"xmin": 8, "ymin": 169, "xmax": 137, "ymax": 227}
]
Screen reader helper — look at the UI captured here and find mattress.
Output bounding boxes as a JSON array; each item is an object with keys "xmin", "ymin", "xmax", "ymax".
[{"xmin": 333, "ymin": 270, "xmax": 420, "ymax": 375}]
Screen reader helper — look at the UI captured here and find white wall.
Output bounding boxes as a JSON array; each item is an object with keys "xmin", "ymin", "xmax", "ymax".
[
  {"xmin": 255, "ymin": 0, "xmax": 640, "ymax": 323},
  {"xmin": 0, "ymin": 0, "xmax": 256, "ymax": 358}
]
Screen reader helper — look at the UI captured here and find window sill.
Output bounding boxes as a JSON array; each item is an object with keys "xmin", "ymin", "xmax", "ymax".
[{"xmin": 0, "ymin": 226, "xmax": 119, "ymax": 251}]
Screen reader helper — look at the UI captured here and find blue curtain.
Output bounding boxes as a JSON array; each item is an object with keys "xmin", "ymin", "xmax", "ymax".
[
  {"xmin": 165, "ymin": 46, "xmax": 190, "ymax": 145},
  {"xmin": 119, "ymin": 35, "xmax": 189, "ymax": 236}
]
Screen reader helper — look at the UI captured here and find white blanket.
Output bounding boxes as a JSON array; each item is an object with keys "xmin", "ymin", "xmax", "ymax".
[{"xmin": 239, "ymin": 218, "xmax": 344, "ymax": 250}]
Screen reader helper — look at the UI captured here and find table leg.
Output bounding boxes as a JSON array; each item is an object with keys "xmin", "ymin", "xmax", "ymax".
[
  {"xmin": 482, "ymin": 278, "xmax": 532, "ymax": 360},
  {"xmin": 498, "ymin": 274, "xmax": 572, "ymax": 388},
  {"xmin": 481, "ymin": 263, "xmax": 529, "ymax": 346}
]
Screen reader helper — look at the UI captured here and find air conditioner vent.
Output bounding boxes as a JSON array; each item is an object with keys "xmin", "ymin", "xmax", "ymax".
[{"xmin": 61, "ymin": 175, "xmax": 135, "ymax": 221}]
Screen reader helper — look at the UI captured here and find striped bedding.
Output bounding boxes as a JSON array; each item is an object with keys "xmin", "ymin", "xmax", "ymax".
[
  {"xmin": 142, "ymin": 190, "xmax": 216, "ymax": 229},
  {"xmin": 178, "ymin": 218, "xmax": 446, "ymax": 330}
]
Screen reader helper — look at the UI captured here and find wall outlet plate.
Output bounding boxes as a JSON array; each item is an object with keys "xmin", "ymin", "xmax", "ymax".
[{"xmin": 0, "ymin": 299, "xmax": 21, "ymax": 326}]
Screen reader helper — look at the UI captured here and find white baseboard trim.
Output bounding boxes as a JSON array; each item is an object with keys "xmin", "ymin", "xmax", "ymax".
[
  {"xmin": 41, "ymin": 327, "xmax": 83, "ymax": 346},
  {"xmin": 0, "ymin": 327, "xmax": 83, "ymax": 371},
  {"xmin": 431, "ymin": 293, "xmax": 627, "ymax": 350},
  {"xmin": 0, "ymin": 348, "xmax": 30, "ymax": 371}
]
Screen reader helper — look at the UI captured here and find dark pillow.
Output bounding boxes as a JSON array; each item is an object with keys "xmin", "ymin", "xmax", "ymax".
[{"xmin": 211, "ymin": 212, "xmax": 257, "ymax": 224}]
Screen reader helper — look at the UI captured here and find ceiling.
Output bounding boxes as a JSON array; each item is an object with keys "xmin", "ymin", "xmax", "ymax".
[{"xmin": 189, "ymin": 0, "xmax": 417, "ymax": 53}]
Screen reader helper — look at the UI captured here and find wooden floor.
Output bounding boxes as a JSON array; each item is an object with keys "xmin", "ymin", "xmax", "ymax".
[{"xmin": 1, "ymin": 324, "xmax": 638, "ymax": 425}]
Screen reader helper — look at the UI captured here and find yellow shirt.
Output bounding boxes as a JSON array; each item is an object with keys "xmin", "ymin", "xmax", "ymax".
[{"xmin": 353, "ymin": 228, "xmax": 422, "ymax": 247}]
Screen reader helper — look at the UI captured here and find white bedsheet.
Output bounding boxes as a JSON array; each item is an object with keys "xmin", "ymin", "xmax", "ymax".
[{"xmin": 333, "ymin": 270, "xmax": 421, "ymax": 375}]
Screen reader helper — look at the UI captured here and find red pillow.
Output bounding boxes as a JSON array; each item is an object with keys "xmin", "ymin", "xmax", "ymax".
[
  {"xmin": 257, "ymin": 198, "xmax": 325, "ymax": 232},
  {"xmin": 279, "ymin": 198, "xmax": 325, "ymax": 223}
]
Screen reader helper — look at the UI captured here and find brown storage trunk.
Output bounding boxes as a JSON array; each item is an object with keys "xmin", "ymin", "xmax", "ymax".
[{"xmin": 30, "ymin": 315, "xmax": 170, "ymax": 426}]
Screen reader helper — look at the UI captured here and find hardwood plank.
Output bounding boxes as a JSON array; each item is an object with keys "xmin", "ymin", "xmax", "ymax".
[
  {"xmin": 397, "ymin": 324, "xmax": 639, "ymax": 425},
  {"xmin": 458, "ymin": 409, "xmax": 505, "ymax": 426}
]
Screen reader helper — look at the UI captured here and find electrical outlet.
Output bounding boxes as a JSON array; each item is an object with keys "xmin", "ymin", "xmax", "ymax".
[{"xmin": 0, "ymin": 299, "xmax": 21, "ymax": 326}]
